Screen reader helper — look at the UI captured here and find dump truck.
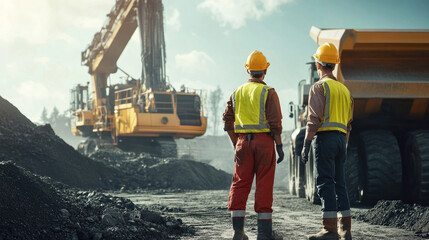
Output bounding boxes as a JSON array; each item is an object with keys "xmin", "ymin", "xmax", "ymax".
[
  {"xmin": 70, "ymin": 0, "xmax": 207, "ymax": 157},
  {"xmin": 288, "ymin": 27, "xmax": 429, "ymax": 204}
]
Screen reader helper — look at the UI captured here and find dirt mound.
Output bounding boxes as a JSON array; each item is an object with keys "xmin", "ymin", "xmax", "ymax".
[
  {"xmin": 0, "ymin": 96, "xmax": 231, "ymax": 191},
  {"xmin": 356, "ymin": 200, "xmax": 429, "ymax": 238},
  {"xmin": 0, "ymin": 96, "xmax": 129, "ymax": 189},
  {"xmin": 90, "ymin": 149, "xmax": 232, "ymax": 190},
  {"xmin": 0, "ymin": 161, "xmax": 194, "ymax": 240}
]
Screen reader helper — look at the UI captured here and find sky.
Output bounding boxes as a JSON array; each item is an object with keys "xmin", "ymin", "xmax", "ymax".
[{"xmin": 1, "ymin": 0, "xmax": 429, "ymax": 133}]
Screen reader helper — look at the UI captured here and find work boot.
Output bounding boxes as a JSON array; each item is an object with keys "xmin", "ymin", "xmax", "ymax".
[
  {"xmin": 232, "ymin": 217, "xmax": 248, "ymax": 240},
  {"xmin": 257, "ymin": 220, "xmax": 283, "ymax": 240},
  {"xmin": 308, "ymin": 218, "xmax": 339, "ymax": 240},
  {"xmin": 338, "ymin": 216, "xmax": 352, "ymax": 240},
  {"xmin": 257, "ymin": 220, "xmax": 272, "ymax": 240}
]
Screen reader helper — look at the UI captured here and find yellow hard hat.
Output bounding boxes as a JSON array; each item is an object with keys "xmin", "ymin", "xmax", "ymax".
[
  {"xmin": 313, "ymin": 43, "xmax": 340, "ymax": 64},
  {"xmin": 245, "ymin": 50, "xmax": 270, "ymax": 71}
]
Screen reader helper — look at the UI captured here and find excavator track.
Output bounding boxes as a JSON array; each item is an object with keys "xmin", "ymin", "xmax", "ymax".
[
  {"xmin": 359, "ymin": 130, "xmax": 402, "ymax": 204},
  {"xmin": 404, "ymin": 130, "xmax": 429, "ymax": 204},
  {"xmin": 118, "ymin": 137, "xmax": 177, "ymax": 158},
  {"xmin": 157, "ymin": 137, "xmax": 178, "ymax": 158}
]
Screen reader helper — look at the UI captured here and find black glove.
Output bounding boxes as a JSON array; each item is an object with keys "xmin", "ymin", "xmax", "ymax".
[
  {"xmin": 276, "ymin": 144, "xmax": 284, "ymax": 164},
  {"xmin": 301, "ymin": 139, "xmax": 312, "ymax": 164}
]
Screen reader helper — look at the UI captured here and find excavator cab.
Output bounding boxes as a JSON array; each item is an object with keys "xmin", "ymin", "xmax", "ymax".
[
  {"xmin": 70, "ymin": 84, "xmax": 89, "ymax": 111},
  {"xmin": 70, "ymin": 84, "xmax": 94, "ymax": 137}
]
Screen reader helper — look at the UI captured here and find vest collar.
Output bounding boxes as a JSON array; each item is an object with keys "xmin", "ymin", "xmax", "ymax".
[
  {"xmin": 320, "ymin": 73, "xmax": 337, "ymax": 81},
  {"xmin": 248, "ymin": 78, "xmax": 267, "ymax": 85}
]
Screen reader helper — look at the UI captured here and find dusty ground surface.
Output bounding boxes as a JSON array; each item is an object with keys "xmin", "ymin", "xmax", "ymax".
[{"xmin": 115, "ymin": 189, "xmax": 424, "ymax": 240}]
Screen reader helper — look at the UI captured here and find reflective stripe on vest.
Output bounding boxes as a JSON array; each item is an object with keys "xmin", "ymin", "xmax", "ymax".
[
  {"xmin": 318, "ymin": 79, "xmax": 351, "ymax": 134},
  {"xmin": 233, "ymin": 82, "xmax": 271, "ymax": 133}
]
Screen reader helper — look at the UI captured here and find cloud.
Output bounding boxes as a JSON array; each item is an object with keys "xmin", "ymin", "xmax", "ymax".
[
  {"xmin": 198, "ymin": 0, "xmax": 293, "ymax": 29},
  {"xmin": 6, "ymin": 62, "xmax": 17, "ymax": 70},
  {"xmin": 166, "ymin": 8, "xmax": 181, "ymax": 31},
  {"xmin": 16, "ymin": 81, "xmax": 50, "ymax": 100},
  {"xmin": 15, "ymin": 80, "xmax": 68, "ymax": 109},
  {"xmin": 175, "ymin": 50, "xmax": 215, "ymax": 74},
  {"xmin": 0, "ymin": 0, "xmax": 111, "ymax": 44},
  {"xmin": 34, "ymin": 57, "xmax": 50, "ymax": 65}
]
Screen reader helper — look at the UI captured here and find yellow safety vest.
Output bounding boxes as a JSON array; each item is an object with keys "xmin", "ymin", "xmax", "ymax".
[
  {"xmin": 318, "ymin": 78, "xmax": 352, "ymax": 134},
  {"xmin": 233, "ymin": 82, "xmax": 272, "ymax": 133}
]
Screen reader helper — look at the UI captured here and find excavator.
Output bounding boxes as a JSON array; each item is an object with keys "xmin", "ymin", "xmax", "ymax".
[
  {"xmin": 288, "ymin": 27, "xmax": 429, "ymax": 204},
  {"xmin": 69, "ymin": 0, "xmax": 207, "ymax": 157}
]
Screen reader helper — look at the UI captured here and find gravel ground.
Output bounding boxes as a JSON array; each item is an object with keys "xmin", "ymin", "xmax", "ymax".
[
  {"xmin": 0, "ymin": 161, "xmax": 194, "ymax": 240},
  {"xmin": 115, "ymin": 189, "xmax": 424, "ymax": 240},
  {"xmin": 356, "ymin": 200, "xmax": 429, "ymax": 238},
  {"xmin": 89, "ymin": 149, "xmax": 231, "ymax": 190}
]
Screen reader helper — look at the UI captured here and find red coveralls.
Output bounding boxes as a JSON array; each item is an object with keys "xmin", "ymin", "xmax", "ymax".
[{"xmin": 223, "ymin": 79, "xmax": 282, "ymax": 220}]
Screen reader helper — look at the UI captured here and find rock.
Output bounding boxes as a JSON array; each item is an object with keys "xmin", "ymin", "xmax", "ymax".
[
  {"xmin": 103, "ymin": 207, "xmax": 125, "ymax": 225},
  {"xmin": 127, "ymin": 209, "xmax": 141, "ymax": 220},
  {"xmin": 86, "ymin": 216, "xmax": 97, "ymax": 223},
  {"xmin": 166, "ymin": 221, "xmax": 174, "ymax": 227},
  {"xmin": 36, "ymin": 124, "xmax": 55, "ymax": 135},
  {"xmin": 92, "ymin": 231, "xmax": 102, "ymax": 240},
  {"xmin": 101, "ymin": 214, "xmax": 117, "ymax": 226},
  {"xmin": 60, "ymin": 209, "xmax": 70, "ymax": 219},
  {"xmin": 71, "ymin": 231, "xmax": 79, "ymax": 240}
]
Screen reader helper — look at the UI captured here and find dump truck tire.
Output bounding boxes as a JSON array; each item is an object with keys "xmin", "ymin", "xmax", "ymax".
[
  {"xmin": 295, "ymin": 157, "xmax": 306, "ymax": 198},
  {"xmin": 305, "ymin": 144, "xmax": 320, "ymax": 204},
  {"xmin": 288, "ymin": 148, "xmax": 296, "ymax": 196},
  {"xmin": 359, "ymin": 130, "xmax": 402, "ymax": 204},
  {"xmin": 345, "ymin": 138, "xmax": 361, "ymax": 205},
  {"xmin": 404, "ymin": 130, "xmax": 429, "ymax": 204}
]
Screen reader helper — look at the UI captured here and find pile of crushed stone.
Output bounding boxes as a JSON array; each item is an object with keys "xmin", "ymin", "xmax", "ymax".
[
  {"xmin": 89, "ymin": 149, "xmax": 232, "ymax": 190},
  {"xmin": 356, "ymin": 200, "xmax": 429, "ymax": 238},
  {"xmin": 0, "ymin": 96, "xmax": 127, "ymax": 189},
  {"xmin": 0, "ymin": 96, "xmax": 231, "ymax": 190},
  {"xmin": 0, "ymin": 161, "xmax": 194, "ymax": 240}
]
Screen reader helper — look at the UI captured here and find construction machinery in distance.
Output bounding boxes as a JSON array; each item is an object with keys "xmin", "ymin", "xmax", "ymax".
[
  {"xmin": 70, "ymin": 0, "xmax": 207, "ymax": 157},
  {"xmin": 289, "ymin": 27, "xmax": 429, "ymax": 204}
]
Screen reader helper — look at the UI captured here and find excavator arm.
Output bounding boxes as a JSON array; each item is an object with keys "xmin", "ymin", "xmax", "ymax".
[{"xmin": 82, "ymin": 0, "xmax": 138, "ymax": 74}]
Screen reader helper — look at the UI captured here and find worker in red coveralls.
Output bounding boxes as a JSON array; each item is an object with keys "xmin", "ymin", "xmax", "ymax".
[{"xmin": 223, "ymin": 50, "xmax": 284, "ymax": 240}]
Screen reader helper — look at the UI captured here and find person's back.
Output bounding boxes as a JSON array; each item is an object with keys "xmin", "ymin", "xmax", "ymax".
[
  {"xmin": 223, "ymin": 50, "xmax": 284, "ymax": 240},
  {"xmin": 301, "ymin": 43, "xmax": 353, "ymax": 240}
]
